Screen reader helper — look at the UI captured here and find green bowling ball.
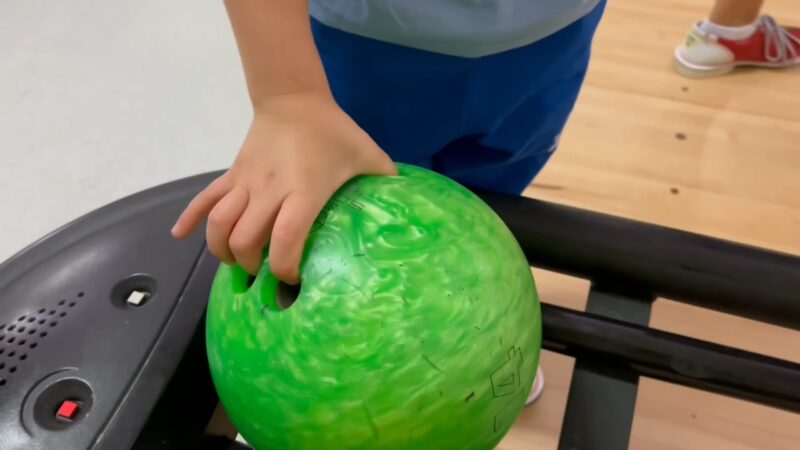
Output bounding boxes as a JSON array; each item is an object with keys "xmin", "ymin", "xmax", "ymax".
[{"xmin": 206, "ymin": 163, "xmax": 542, "ymax": 450}]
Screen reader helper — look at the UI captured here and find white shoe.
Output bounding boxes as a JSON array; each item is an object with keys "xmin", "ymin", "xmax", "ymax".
[
  {"xmin": 525, "ymin": 366, "xmax": 545, "ymax": 406},
  {"xmin": 673, "ymin": 16, "xmax": 800, "ymax": 78}
]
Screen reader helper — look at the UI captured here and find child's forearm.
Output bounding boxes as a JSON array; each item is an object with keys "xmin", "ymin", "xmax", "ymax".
[{"xmin": 224, "ymin": 0, "xmax": 331, "ymax": 110}]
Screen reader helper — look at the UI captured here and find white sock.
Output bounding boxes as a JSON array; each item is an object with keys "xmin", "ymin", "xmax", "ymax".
[{"xmin": 699, "ymin": 19, "xmax": 758, "ymax": 41}]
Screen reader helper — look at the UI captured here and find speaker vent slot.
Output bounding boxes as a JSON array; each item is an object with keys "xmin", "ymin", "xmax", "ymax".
[{"xmin": 0, "ymin": 291, "xmax": 83, "ymax": 389}]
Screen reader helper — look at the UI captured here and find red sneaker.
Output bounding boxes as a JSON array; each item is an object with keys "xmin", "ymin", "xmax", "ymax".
[{"xmin": 674, "ymin": 15, "xmax": 800, "ymax": 78}]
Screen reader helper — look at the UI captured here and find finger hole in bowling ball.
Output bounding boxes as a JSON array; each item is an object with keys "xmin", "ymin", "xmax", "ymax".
[
  {"xmin": 275, "ymin": 282, "xmax": 300, "ymax": 310},
  {"xmin": 231, "ymin": 266, "xmax": 256, "ymax": 294},
  {"xmin": 230, "ymin": 265, "xmax": 298, "ymax": 311}
]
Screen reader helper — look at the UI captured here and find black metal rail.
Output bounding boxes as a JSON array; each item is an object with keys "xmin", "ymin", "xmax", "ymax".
[
  {"xmin": 477, "ymin": 190, "xmax": 800, "ymax": 331},
  {"xmin": 543, "ymin": 302, "xmax": 800, "ymax": 414}
]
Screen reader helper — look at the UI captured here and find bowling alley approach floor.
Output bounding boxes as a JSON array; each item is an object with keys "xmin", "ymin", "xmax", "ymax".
[
  {"xmin": 500, "ymin": 1, "xmax": 800, "ymax": 449},
  {"xmin": 1, "ymin": 0, "xmax": 799, "ymax": 449}
]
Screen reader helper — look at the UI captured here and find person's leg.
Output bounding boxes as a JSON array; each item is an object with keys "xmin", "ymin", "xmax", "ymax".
[
  {"xmin": 674, "ymin": 0, "xmax": 800, "ymax": 77},
  {"xmin": 432, "ymin": 0, "xmax": 606, "ymax": 196},
  {"xmin": 312, "ymin": 1, "xmax": 606, "ymax": 194},
  {"xmin": 709, "ymin": 0, "xmax": 765, "ymax": 26},
  {"xmin": 311, "ymin": 19, "xmax": 471, "ymax": 168}
]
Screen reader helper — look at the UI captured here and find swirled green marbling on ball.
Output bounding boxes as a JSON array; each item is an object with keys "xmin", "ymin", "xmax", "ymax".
[{"xmin": 206, "ymin": 163, "xmax": 541, "ymax": 450}]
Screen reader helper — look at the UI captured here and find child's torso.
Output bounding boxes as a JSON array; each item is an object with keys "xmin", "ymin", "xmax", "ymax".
[{"xmin": 309, "ymin": 0, "xmax": 602, "ymax": 57}]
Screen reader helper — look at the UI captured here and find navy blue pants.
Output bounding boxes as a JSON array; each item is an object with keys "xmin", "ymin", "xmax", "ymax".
[{"xmin": 312, "ymin": 1, "xmax": 606, "ymax": 194}]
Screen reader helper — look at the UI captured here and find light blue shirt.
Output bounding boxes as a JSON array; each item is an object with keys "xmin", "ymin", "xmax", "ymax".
[{"xmin": 309, "ymin": 0, "xmax": 602, "ymax": 58}]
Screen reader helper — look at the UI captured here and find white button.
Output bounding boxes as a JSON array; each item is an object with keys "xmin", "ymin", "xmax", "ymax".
[{"xmin": 126, "ymin": 290, "xmax": 149, "ymax": 306}]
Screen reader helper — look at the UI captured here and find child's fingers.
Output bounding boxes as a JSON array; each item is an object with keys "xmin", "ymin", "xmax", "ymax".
[
  {"xmin": 172, "ymin": 175, "xmax": 233, "ymax": 238},
  {"xmin": 228, "ymin": 195, "xmax": 283, "ymax": 274},
  {"xmin": 206, "ymin": 187, "xmax": 249, "ymax": 264},
  {"xmin": 268, "ymin": 191, "xmax": 327, "ymax": 284}
]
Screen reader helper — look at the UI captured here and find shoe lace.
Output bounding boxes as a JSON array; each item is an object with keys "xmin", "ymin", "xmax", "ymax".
[{"xmin": 761, "ymin": 15, "xmax": 800, "ymax": 63}]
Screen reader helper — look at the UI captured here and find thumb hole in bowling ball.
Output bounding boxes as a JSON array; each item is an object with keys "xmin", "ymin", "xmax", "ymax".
[{"xmin": 275, "ymin": 282, "xmax": 301, "ymax": 310}]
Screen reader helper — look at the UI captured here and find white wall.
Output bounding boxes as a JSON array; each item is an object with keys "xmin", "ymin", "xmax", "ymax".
[{"xmin": 0, "ymin": 1, "xmax": 251, "ymax": 261}]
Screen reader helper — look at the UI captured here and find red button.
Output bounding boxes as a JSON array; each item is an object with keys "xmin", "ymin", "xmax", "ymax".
[{"xmin": 57, "ymin": 401, "xmax": 80, "ymax": 420}]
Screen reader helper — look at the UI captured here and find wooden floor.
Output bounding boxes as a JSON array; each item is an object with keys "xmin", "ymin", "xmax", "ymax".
[{"xmin": 499, "ymin": 0, "xmax": 800, "ymax": 449}]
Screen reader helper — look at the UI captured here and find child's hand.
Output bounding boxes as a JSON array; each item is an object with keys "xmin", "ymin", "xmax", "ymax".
[{"xmin": 171, "ymin": 91, "xmax": 396, "ymax": 283}]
